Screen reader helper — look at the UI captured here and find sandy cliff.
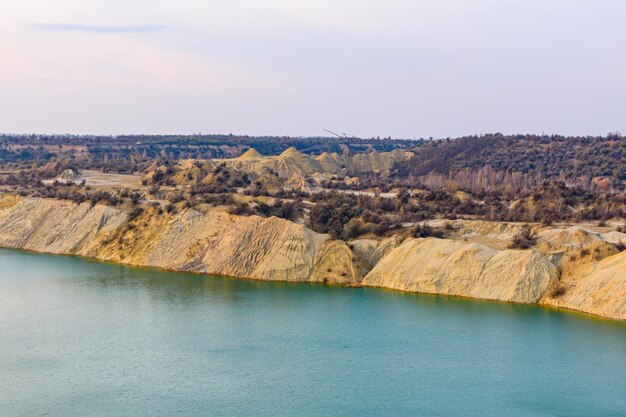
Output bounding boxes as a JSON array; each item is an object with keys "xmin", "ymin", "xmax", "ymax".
[
  {"xmin": 362, "ymin": 238, "xmax": 559, "ymax": 303},
  {"xmin": 0, "ymin": 195, "xmax": 357, "ymax": 285},
  {"xmin": 0, "ymin": 195, "xmax": 624, "ymax": 320},
  {"xmin": 540, "ymin": 242, "xmax": 626, "ymax": 319},
  {"xmin": 0, "ymin": 195, "xmax": 127, "ymax": 255}
]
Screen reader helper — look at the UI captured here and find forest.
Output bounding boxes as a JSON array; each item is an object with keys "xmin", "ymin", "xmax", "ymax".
[
  {"xmin": 393, "ymin": 133, "xmax": 625, "ymax": 191},
  {"xmin": 0, "ymin": 134, "xmax": 421, "ymax": 169},
  {"xmin": 1, "ymin": 133, "xmax": 625, "ymax": 237}
]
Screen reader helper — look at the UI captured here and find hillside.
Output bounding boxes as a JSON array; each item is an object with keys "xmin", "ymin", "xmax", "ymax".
[
  {"xmin": 0, "ymin": 194, "xmax": 624, "ymax": 320},
  {"xmin": 394, "ymin": 134, "xmax": 626, "ymax": 190}
]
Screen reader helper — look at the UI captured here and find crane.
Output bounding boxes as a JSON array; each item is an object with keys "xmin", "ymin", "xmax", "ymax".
[{"xmin": 323, "ymin": 129, "xmax": 349, "ymax": 139}]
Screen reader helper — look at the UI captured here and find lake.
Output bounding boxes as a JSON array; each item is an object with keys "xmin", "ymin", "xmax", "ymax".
[{"xmin": 0, "ymin": 249, "xmax": 624, "ymax": 416}]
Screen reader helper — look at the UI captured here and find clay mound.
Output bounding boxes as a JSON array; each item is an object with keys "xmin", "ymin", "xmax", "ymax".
[
  {"xmin": 219, "ymin": 148, "xmax": 413, "ymax": 178},
  {"xmin": 537, "ymin": 226, "xmax": 602, "ymax": 252},
  {"xmin": 315, "ymin": 152, "xmax": 345, "ymax": 173},
  {"xmin": 54, "ymin": 169, "xmax": 81, "ymax": 184},
  {"xmin": 349, "ymin": 149, "xmax": 413, "ymax": 175},
  {"xmin": 285, "ymin": 173, "xmax": 312, "ymax": 191},
  {"xmin": 600, "ymin": 231, "xmax": 626, "ymax": 246},
  {"xmin": 255, "ymin": 173, "xmax": 283, "ymax": 193},
  {"xmin": 172, "ymin": 160, "xmax": 213, "ymax": 185},
  {"xmin": 455, "ymin": 220, "xmax": 524, "ymax": 238},
  {"xmin": 44, "ymin": 169, "xmax": 82, "ymax": 184},
  {"xmin": 220, "ymin": 146, "xmax": 326, "ymax": 179},
  {"xmin": 556, "ymin": 241, "xmax": 620, "ymax": 274},
  {"xmin": 279, "ymin": 147, "xmax": 303, "ymax": 158},
  {"xmin": 274, "ymin": 148, "xmax": 324, "ymax": 176},
  {"xmin": 238, "ymin": 148, "xmax": 263, "ymax": 160},
  {"xmin": 142, "ymin": 166, "xmax": 164, "ymax": 185}
]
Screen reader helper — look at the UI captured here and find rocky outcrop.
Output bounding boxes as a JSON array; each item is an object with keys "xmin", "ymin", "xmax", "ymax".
[{"xmin": 0, "ymin": 195, "xmax": 624, "ymax": 320}]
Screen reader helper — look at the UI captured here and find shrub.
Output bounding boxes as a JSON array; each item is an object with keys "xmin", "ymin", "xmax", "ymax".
[
  {"xmin": 128, "ymin": 207, "xmax": 144, "ymax": 221},
  {"xmin": 228, "ymin": 202, "xmax": 251, "ymax": 216},
  {"xmin": 411, "ymin": 224, "xmax": 443, "ymax": 238},
  {"xmin": 550, "ymin": 282, "xmax": 566, "ymax": 298},
  {"xmin": 508, "ymin": 225, "xmax": 537, "ymax": 249},
  {"xmin": 343, "ymin": 219, "xmax": 365, "ymax": 239}
]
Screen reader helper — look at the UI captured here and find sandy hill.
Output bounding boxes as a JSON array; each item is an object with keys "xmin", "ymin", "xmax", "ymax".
[
  {"xmin": 279, "ymin": 147, "xmax": 302, "ymax": 158},
  {"xmin": 218, "ymin": 148, "xmax": 413, "ymax": 180},
  {"xmin": 537, "ymin": 226, "xmax": 604, "ymax": 252},
  {"xmin": 315, "ymin": 152, "xmax": 342, "ymax": 171},
  {"xmin": 155, "ymin": 148, "xmax": 415, "ymax": 191},
  {"xmin": 171, "ymin": 160, "xmax": 214, "ymax": 185},
  {"xmin": 237, "ymin": 148, "xmax": 263, "ymax": 160}
]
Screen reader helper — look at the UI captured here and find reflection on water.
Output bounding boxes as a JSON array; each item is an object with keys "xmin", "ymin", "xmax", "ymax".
[{"xmin": 0, "ymin": 249, "xmax": 624, "ymax": 417}]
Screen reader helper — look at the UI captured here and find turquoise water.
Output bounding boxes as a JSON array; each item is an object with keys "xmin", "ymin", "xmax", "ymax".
[{"xmin": 0, "ymin": 249, "xmax": 624, "ymax": 417}]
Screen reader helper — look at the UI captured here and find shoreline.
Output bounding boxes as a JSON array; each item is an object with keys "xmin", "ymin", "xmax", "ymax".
[
  {"xmin": 1, "ymin": 246, "xmax": 623, "ymax": 323},
  {"xmin": 1, "ymin": 194, "xmax": 624, "ymax": 322}
]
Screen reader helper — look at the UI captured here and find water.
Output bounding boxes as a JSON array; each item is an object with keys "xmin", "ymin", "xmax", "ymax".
[{"xmin": 0, "ymin": 249, "xmax": 624, "ymax": 417}]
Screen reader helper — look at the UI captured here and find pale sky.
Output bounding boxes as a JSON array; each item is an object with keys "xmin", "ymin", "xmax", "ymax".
[{"xmin": 1, "ymin": 0, "xmax": 624, "ymax": 138}]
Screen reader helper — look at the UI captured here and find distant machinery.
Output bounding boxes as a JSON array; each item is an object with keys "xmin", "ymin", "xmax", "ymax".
[{"xmin": 323, "ymin": 129, "xmax": 352, "ymax": 139}]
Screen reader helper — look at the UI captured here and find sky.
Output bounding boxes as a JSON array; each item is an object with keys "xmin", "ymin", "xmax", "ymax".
[{"xmin": 0, "ymin": 0, "xmax": 624, "ymax": 138}]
